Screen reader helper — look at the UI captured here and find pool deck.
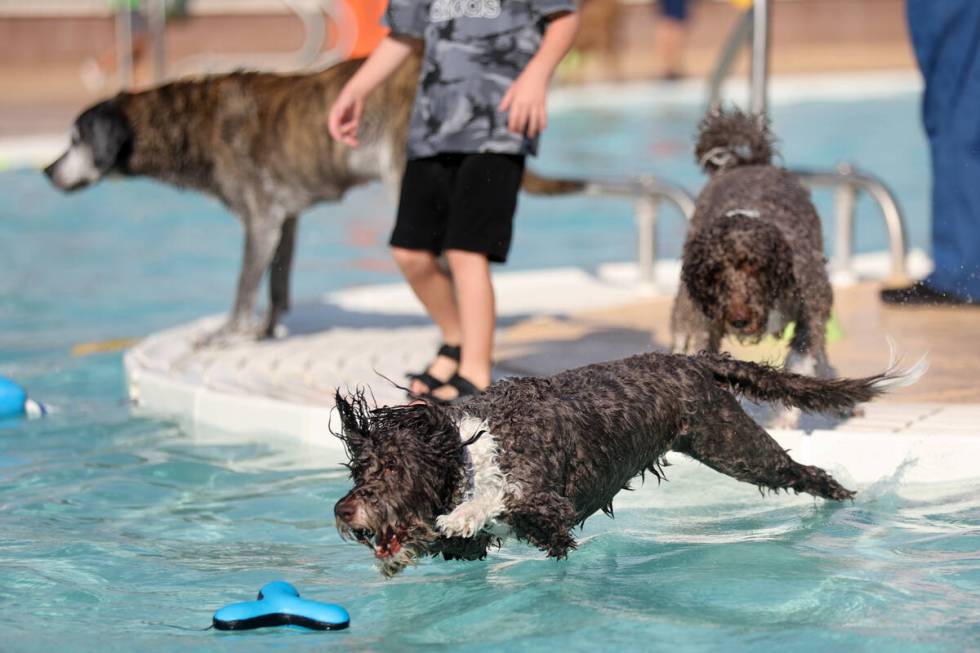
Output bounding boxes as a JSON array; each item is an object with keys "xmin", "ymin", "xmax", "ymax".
[{"xmin": 124, "ymin": 260, "xmax": 980, "ymax": 486}]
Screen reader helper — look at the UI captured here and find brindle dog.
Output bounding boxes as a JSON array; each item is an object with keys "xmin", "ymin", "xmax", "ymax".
[
  {"xmin": 44, "ymin": 53, "xmax": 582, "ymax": 344},
  {"xmin": 333, "ymin": 350, "xmax": 923, "ymax": 577}
]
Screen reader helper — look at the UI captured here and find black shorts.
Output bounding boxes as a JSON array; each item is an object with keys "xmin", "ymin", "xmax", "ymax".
[{"xmin": 390, "ymin": 152, "xmax": 526, "ymax": 263}]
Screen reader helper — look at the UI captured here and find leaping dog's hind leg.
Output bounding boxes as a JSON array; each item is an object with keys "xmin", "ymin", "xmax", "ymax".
[
  {"xmin": 673, "ymin": 393, "xmax": 855, "ymax": 501},
  {"xmin": 264, "ymin": 215, "xmax": 298, "ymax": 338}
]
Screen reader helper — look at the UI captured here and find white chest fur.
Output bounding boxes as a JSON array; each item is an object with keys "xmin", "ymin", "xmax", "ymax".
[{"xmin": 436, "ymin": 415, "xmax": 516, "ymax": 540}]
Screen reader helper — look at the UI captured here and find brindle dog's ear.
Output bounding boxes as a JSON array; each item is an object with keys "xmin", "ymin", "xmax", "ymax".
[{"xmin": 332, "ymin": 390, "xmax": 371, "ymax": 456}]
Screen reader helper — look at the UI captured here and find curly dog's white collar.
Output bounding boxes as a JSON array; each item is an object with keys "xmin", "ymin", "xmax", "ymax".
[
  {"xmin": 436, "ymin": 415, "xmax": 513, "ymax": 539},
  {"xmin": 725, "ymin": 208, "xmax": 761, "ymax": 219}
]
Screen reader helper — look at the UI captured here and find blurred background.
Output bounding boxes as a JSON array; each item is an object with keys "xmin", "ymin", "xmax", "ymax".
[{"xmin": 0, "ymin": 0, "xmax": 915, "ymax": 139}]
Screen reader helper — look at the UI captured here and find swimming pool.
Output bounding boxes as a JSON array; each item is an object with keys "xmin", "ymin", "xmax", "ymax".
[{"xmin": 3, "ymin": 86, "xmax": 976, "ymax": 652}]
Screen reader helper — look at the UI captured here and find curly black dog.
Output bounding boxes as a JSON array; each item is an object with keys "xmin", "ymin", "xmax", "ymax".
[
  {"xmin": 671, "ymin": 109, "xmax": 833, "ymax": 396},
  {"xmin": 333, "ymin": 351, "xmax": 922, "ymax": 576}
]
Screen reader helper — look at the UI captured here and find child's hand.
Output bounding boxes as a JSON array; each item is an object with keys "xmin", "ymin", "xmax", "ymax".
[
  {"xmin": 499, "ymin": 63, "xmax": 550, "ymax": 138},
  {"xmin": 328, "ymin": 87, "xmax": 364, "ymax": 148}
]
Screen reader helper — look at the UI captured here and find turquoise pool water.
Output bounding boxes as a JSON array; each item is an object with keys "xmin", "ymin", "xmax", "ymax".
[{"xmin": 3, "ymin": 91, "xmax": 977, "ymax": 652}]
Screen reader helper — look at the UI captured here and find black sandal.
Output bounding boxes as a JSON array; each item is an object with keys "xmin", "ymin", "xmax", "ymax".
[
  {"xmin": 407, "ymin": 343, "xmax": 461, "ymax": 393},
  {"xmin": 423, "ymin": 373, "xmax": 485, "ymax": 405}
]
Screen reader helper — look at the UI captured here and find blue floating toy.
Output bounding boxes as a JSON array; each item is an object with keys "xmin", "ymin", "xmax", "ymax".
[
  {"xmin": 0, "ymin": 376, "xmax": 45, "ymax": 420},
  {"xmin": 213, "ymin": 581, "xmax": 349, "ymax": 631}
]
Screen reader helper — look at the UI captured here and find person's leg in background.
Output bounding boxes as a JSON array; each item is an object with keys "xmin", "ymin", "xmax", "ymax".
[
  {"xmin": 429, "ymin": 153, "xmax": 525, "ymax": 401},
  {"xmin": 390, "ymin": 156, "xmax": 463, "ymax": 395},
  {"xmin": 656, "ymin": 0, "xmax": 688, "ymax": 81},
  {"xmin": 883, "ymin": 0, "xmax": 980, "ymax": 304}
]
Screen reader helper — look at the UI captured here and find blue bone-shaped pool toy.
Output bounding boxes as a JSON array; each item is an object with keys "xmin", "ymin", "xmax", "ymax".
[{"xmin": 213, "ymin": 581, "xmax": 350, "ymax": 631}]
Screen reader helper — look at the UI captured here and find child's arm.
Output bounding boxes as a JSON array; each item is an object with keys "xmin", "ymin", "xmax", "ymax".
[
  {"xmin": 499, "ymin": 10, "xmax": 579, "ymax": 138},
  {"xmin": 328, "ymin": 36, "xmax": 420, "ymax": 147}
]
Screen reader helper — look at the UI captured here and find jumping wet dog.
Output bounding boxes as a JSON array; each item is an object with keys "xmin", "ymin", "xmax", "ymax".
[{"xmin": 333, "ymin": 350, "xmax": 924, "ymax": 576}]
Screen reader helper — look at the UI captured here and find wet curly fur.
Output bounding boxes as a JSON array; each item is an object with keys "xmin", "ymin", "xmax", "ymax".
[
  {"xmin": 672, "ymin": 108, "xmax": 834, "ymax": 384},
  {"xmin": 332, "ymin": 351, "xmax": 919, "ymax": 576}
]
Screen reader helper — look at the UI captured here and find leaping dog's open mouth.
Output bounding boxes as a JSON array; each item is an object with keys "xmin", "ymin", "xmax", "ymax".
[{"xmin": 350, "ymin": 526, "xmax": 405, "ymax": 559}]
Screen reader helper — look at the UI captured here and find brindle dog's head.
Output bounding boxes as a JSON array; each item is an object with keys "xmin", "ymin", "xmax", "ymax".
[
  {"xmin": 682, "ymin": 214, "xmax": 795, "ymax": 340},
  {"xmin": 332, "ymin": 392, "xmax": 471, "ymax": 577}
]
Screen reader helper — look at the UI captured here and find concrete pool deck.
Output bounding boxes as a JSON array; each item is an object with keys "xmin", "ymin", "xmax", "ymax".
[{"xmin": 124, "ymin": 260, "xmax": 980, "ymax": 485}]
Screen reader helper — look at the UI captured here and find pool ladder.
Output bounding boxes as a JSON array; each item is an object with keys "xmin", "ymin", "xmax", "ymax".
[{"xmin": 115, "ymin": 0, "xmax": 356, "ymax": 85}]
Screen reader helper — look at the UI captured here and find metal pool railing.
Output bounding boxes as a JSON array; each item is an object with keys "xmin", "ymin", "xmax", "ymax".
[
  {"xmin": 794, "ymin": 164, "xmax": 910, "ymax": 284},
  {"xmin": 119, "ymin": 0, "xmax": 357, "ymax": 85},
  {"xmin": 551, "ymin": 161, "xmax": 911, "ymax": 294}
]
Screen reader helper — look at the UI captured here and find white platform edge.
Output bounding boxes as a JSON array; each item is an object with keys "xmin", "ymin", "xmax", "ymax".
[{"xmin": 127, "ymin": 348, "xmax": 980, "ymax": 488}]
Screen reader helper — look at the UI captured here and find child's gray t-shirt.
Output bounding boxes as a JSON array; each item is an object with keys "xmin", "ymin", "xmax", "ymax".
[{"xmin": 383, "ymin": 0, "xmax": 576, "ymax": 159}]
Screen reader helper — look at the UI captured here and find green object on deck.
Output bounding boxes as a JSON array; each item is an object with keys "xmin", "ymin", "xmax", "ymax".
[{"xmin": 765, "ymin": 313, "xmax": 845, "ymax": 346}]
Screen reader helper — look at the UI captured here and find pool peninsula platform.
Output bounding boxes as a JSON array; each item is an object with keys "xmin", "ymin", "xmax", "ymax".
[{"xmin": 125, "ymin": 260, "xmax": 980, "ymax": 486}]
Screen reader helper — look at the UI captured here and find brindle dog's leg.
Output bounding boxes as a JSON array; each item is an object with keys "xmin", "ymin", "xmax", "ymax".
[
  {"xmin": 507, "ymin": 491, "xmax": 578, "ymax": 559},
  {"xmin": 198, "ymin": 215, "xmax": 284, "ymax": 347},
  {"xmin": 264, "ymin": 215, "xmax": 298, "ymax": 338},
  {"xmin": 673, "ymin": 393, "xmax": 855, "ymax": 500}
]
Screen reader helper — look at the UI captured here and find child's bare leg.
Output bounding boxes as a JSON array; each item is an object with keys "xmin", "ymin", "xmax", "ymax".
[
  {"xmin": 431, "ymin": 249, "xmax": 494, "ymax": 399},
  {"xmin": 392, "ymin": 247, "xmax": 461, "ymax": 393}
]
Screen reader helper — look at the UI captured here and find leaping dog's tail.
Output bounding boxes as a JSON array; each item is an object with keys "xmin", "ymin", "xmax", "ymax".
[
  {"xmin": 695, "ymin": 107, "xmax": 776, "ymax": 174},
  {"xmin": 697, "ymin": 351, "xmax": 927, "ymax": 414}
]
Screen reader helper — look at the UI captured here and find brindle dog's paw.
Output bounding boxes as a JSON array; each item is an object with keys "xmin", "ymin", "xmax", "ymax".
[{"xmin": 193, "ymin": 319, "xmax": 264, "ymax": 349}]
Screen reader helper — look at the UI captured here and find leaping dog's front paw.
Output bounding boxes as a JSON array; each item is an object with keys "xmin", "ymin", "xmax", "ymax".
[{"xmin": 436, "ymin": 505, "xmax": 488, "ymax": 539}]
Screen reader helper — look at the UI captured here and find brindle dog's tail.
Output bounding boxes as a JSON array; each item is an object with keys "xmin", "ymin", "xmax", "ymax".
[
  {"xmin": 694, "ymin": 107, "xmax": 776, "ymax": 174},
  {"xmin": 697, "ymin": 351, "xmax": 927, "ymax": 414},
  {"xmin": 520, "ymin": 169, "xmax": 586, "ymax": 196}
]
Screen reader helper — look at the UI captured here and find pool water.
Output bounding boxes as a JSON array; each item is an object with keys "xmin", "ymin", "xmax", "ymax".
[{"xmin": 3, "ymin": 91, "xmax": 977, "ymax": 652}]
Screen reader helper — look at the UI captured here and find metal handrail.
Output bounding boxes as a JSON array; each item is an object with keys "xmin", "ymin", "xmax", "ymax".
[
  {"xmin": 706, "ymin": 7, "xmax": 752, "ymax": 111},
  {"xmin": 138, "ymin": 0, "xmax": 356, "ymax": 81},
  {"xmin": 749, "ymin": 0, "xmax": 771, "ymax": 115},
  {"xmin": 114, "ymin": 6, "xmax": 134, "ymax": 87},
  {"xmin": 794, "ymin": 165, "xmax": 909, "ymax": 283},
  {"xmin": 575, "ymin": 176, "xmax": 696, "ymax": 291}
]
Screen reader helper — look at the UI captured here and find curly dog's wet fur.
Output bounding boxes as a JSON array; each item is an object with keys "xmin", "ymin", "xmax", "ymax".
[
  {"xmin": 333, "ymin": 351, "xmax": 920, "ymax": 576},
  {"xmin": 672, "ymin": 109, "xmax": 834, "ymax": 387}
]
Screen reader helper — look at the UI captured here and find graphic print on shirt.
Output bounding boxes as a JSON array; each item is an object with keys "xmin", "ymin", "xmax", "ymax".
[{"xmin": 384, "ymin": 0, "xmax": 576, "ymax": 158}]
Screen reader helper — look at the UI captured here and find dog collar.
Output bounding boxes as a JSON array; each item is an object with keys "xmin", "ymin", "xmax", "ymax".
[{"xmin": 725, "ymin": 208, "xmax": 761, "ymax": 219}]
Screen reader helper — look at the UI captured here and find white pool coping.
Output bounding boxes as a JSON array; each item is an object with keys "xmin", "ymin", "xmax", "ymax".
[{"xmin": 125, "ymin": 257, "xmax": 979, "ymax": 488}]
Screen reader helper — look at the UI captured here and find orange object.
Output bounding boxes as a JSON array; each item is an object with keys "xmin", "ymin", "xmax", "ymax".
[{"xmin": 346, "ymin": 0, "xmax": 389, "ymax": 59}]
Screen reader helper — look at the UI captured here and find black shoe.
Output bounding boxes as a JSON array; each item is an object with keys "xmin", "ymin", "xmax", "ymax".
[
  {"xmin": 422, "ymin": 374, "xmax": 486, "ymax": 406},
  {"xmin": 880, "ymin": 281, "xmax": 976, "ymax": 306},
  {"xmin": 407, "ymin": 343, "xmax": 461, "ymax": 393}
]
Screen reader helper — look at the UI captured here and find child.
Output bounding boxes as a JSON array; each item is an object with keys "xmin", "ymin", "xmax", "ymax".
[{"xmin": 328, "ymin": 0, "xmax": 579, "ymax": 401}]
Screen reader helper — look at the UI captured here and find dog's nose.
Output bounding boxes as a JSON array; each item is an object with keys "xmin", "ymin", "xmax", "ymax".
[
  {"xmin": 730, "ymin": 318, "xmax": 750, "ymax": 329},
  {"xmin": 334, "ymin": 498, "xmax": 358, "ymax": 523}
]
